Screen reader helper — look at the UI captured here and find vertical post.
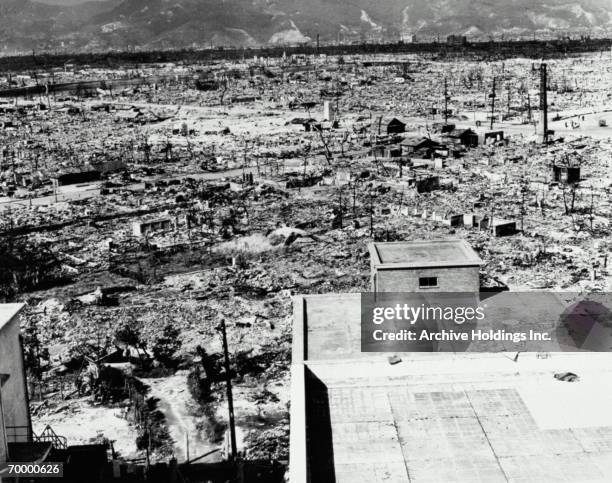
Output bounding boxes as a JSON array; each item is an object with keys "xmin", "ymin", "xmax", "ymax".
[
  {"xmin": 369, "ymin": 192, "xmax": 374, "ymax": 238},
  {"xmin": 527, "ymin": 93, "xmax": 531, "ymax": 123},
  {"xmin": 490, "ymin": 77, "xmax": 496, "ymax": 130},
  {"xmin": 338, "ymin": 186, "xmax": 343, "ymax": 229},
  {"xmin": 145, "ymin": 421, "xmax": 151, "ymax": 473},
  {"xmin": 185, "ymin": 432, "xmax": 190, "ymax": 463},
  {"xmin": 219, "ymin": 319, "xmax": 237, "ymax": 460},
  {"xmin": 507, "ymin": 85, "xmax": 511, "ymax": 117},
  {"xmin": 520, "ymin": 184, "xmax": 525, "ymax": 232},
  {"xmin": 540, "ymin": 63, "xmax": 548, "ymax": 143},
  {"xmin": 444, "ymin": 77, "xmax": 448, "ymax": 124}
]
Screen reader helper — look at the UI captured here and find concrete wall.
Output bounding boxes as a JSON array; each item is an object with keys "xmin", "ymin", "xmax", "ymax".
[
  {"xmin": 290, "ymin": 297, "xmax": 309, "ymax": 483},
  {"xmin": 0, "ymin": 386, "xmax": 6, "ymax": 464},
  {"xmin": 373, "ymin": 266, "xmax": 480, "ymax": 292},
  {"xmin": 0, "ymin": 308, "xmax": 30, "ymax": 457}
]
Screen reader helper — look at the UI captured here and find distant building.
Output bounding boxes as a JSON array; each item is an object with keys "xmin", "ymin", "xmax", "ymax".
[
  {"xmin": 90, "ymin": 158, "xmax": 127, "ymax": 174},
  {"xmin": 368, "ymin": 239, "xmax": 483, "ymax": 292},
  {"xmin": 400, "ymin": 32, "xmax": 417, "ymax": 43},
  {"xmin": 52, "ymin": 170, "xmax": 101, "ymax": 187},
  {"xmin": 323, "ymin": 101, "xmax": 336, "ymax": 122},
  {"xmin": 480, "ymin": 217, "xmax": 517, "ymax": 237},
  {"xmin": 132, "ymin": 217, "xmax": 175, "ymax": 237},
  {"xmin": 335, "ymin": 170, "xmax": 351, "ymax": 186},
  {"xmin": 482, "ymin": 130, "xmax": 505, "ymax": 144},
  {"xmin": 230, "ymin": 96, "xmax": 259, "ymax": 104},
  {"xmin": 552, "ymin": 165, "xmax": 580, "ymax": 184},
  {"xmin": 414, "ymin": 175, "xmax": 440, "ymax": 193},
  {"xmin": 382, "ymin": 145, "xmax": 403, "ymax": 159},
  {"xmin": 448, "ymin": 128, "xmax": 479, "ymax": 148},
  {"xmin": 433, "ymin": 123, "xmax": 456, "ymax": 134},
  {"xmin": 401, "ymin": 137, "xmax": 442, "ymax": 157},
  {"xmin": 447, "ymin": 35, "xmax": 468, "ymax": 45},
  {"xmin": 386, "ymin": 118, "xmax": 406, "ymax": 135},
  {"xmin": 114, "ymin": 109, "xmax": 143, "ymax": 122}
]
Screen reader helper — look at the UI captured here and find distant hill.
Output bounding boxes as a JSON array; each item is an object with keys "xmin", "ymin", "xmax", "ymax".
[{"xmin": 1, "ymin": 0, "xmax": 611, "ymax": 54}]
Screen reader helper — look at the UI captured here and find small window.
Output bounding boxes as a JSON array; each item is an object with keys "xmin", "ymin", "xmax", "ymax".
[{"xmin": 419, "ymin": 277, "xmax": 438, "ymax": 288}]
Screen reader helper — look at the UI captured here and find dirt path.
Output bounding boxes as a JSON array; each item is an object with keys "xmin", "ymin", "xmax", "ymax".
[{"xmin": 141, "ymin": 372, "xmax": 220, "ymax": 463}]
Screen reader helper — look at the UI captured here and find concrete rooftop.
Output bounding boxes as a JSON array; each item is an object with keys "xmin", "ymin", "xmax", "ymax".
[
  {"xmin": 369, "ymin": 239, "xmax": 484, "ymax": 269},
  {"xmin": 291, "ymin": 294, "xmax": 612, "ymax": 483}
]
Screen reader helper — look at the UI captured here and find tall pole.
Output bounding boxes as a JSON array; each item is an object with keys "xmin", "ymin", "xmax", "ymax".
[
  {"xmin": 540, "ymin": 63, "xmax": 548, "ymax": 143},
  {"xmin": 185, "ymin": 432, "xmax": 190, "ymax": 463},
  {"xmin": 219, "ymin": 318, "xmax": 237, "ymax": 460},
  {"xmin": 527, "ymin": 93, "xmax": 532, "ymax": 123},
  {"xmin": 338, "ymin": 186, "xmax": 343, "ymax": 229},
  {"xmin": 444, "ymin": 77, "xmax": 449, "ymax": 124},
  {"xmin": 352, "ymin": 182, "xmax": 357, "ymax": 219},
  {"xmin": 490, "ymin": 77, "xmax": 496, "ymax": 130},
  {"xmin": 369, "ymin": 192, "xmax": 374, "ymax": 237},
  {"xmin": 507, "ymin": 84, "xmax": 511, "ymax": 117}
]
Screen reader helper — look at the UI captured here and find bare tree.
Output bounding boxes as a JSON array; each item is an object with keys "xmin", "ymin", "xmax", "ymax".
[
  {"xmin": 219, "ymin": 75, "xmax": 229, "ymax": 105},
  {"xmin": 561, "ymin": 180, "xmax": 578, "ymax": 215}
]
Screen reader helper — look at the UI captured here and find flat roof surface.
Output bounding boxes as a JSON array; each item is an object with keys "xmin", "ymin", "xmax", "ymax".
[
  {"xmin": 370, "ymin": 239, "xmax": 483, "ymax": 268},
  {"xmin": 301, "ymin": 293, "xmax": 574, "ymax": 361},
  {"xmin": 294, "ymin": 294, "xmax": 612, "ymax": 483},
  {"xmin": 315, "ymin": 368, "xmax": 612, "ymax": 483},
  {"xmin": 0, "ymin": 303, "xmax": 24, "ymax": 332}
]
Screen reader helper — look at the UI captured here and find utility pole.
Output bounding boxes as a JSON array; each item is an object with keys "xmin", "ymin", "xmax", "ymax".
[
  {"xmin": 444, "ymin": 77, "xmax": 449, "ymax": 124},
  {"xmin": 490, "ymin": 77, "xmax": 496, "ymax": 130},
  {"xmin": 338, "ymin": 185, "xmax": 343, "ymax": 229},
  {"xmin": 218, "ymin": 318, "xmax": 237, "ymax": 460},
  {"xmin": 7, "ymin": 203, "xmax": 13, "ymax": 230},
  {"xmin": 520, "ymin": 180, "xmax": 526, "ymax": 232},
  {"xmin": 146, "ymin": 421, "xmax": 151, "ymax": 473},
  {"xmin": 369, "ymin": 191, "xmax": 374, "ymax": 237},
  {"xmin": 527, "ymin": 93, "xmax": 532, "ymax": 123},
  {"xmin": 540, "ymin": 63, "xmax": 549, "ymax": 143},
  {"xmin": 507, "ymin": 84, "xmax": 511, "ymax": 117},
  {"xmin": 185, "ymin": 432, "xmax": 190, "ymax": 463}
]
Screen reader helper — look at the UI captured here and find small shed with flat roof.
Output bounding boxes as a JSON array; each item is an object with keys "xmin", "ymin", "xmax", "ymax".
[{"xmin": 368, "ymin": 239, "xmax": 483, "ymax": 292}]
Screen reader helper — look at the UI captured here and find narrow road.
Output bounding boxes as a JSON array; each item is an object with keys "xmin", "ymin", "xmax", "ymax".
[{"xmin": 141, "ymin": 372, "xmax": 219, "ymax": 463}]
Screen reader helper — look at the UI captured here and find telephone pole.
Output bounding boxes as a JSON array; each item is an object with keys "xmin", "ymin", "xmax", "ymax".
[
  {"xmin": 338, "ymin": 185, "xmax": 343, "ymax": 229},
  {"xmin": 369, "ymin": 191, "xmax": 374, "ymax": 237},
  {"xmin": 218, "ymin": 318, "xmax": 237, "ymax": 460},
  {"xmin": 527, "ymin": 93, "xmax": 532, "ymax": 123},
  {"xmin": 540, "ymin": 63, "xmax": 549, "ymax": 143},
  {"xmin": 490, "ymin": 77, "xmax": 496, "ymax": 130},
  {"xmin": 507, "ymin": 84, "xmax": 511, "ymax": 117},
  {"xmin": 444, "ymin": 77, "xmax": 449, "ymax": 124}
]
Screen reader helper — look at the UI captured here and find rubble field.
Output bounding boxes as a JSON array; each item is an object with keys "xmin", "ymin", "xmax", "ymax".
[{"xmin": 2, "ymin": 50, "xmax": 612, "ymax": 467}]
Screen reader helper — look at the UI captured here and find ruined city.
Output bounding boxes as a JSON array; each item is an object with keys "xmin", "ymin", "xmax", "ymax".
[{"xmin": 2, "ymin": 22, "xmax": 612, "ymax": 483}]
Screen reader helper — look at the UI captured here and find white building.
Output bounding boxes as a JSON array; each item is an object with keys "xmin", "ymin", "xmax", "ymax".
[
  {"xmin": 0, "ymin": 304, "xmax": 31, "ymax": 465},
  {"xmin": 323, "ymin": 101, "xmax": 336, "ymax": 122}
]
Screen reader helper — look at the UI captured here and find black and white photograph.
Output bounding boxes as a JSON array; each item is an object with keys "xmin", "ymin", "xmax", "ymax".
[{"xmin": 2, "ymin": 0, "xmax": 612, "ymax": 481}]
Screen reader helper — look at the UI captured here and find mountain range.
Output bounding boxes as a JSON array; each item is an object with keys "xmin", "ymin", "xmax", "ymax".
[{"xmin": 1, "ymin": 0, "xmax": 612, "ymax": 54}]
